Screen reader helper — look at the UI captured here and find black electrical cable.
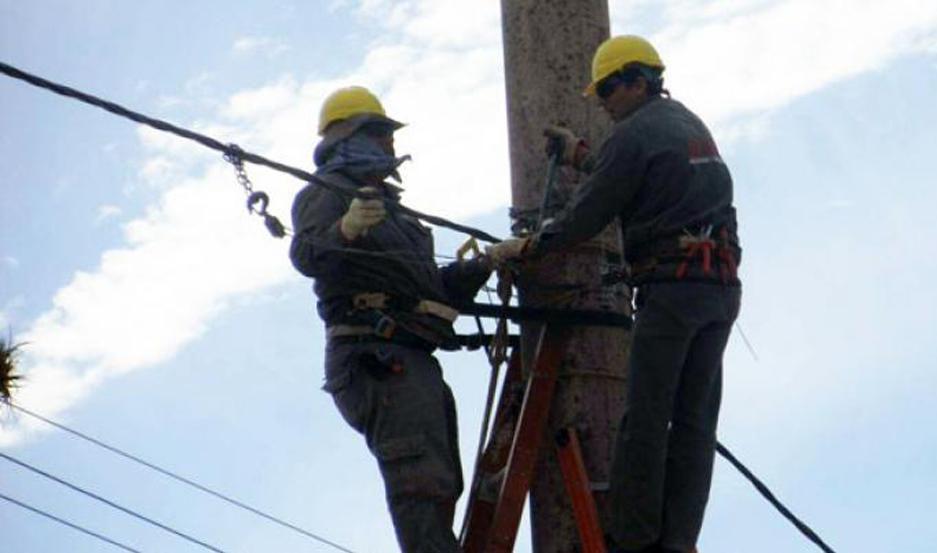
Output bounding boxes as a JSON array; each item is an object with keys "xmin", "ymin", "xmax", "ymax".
[
  {"xmin": 5, "ymin": 402, "xmax": 357, "ymax": 553},
  {"xmin": 716, "ymin": 442, "xmax": 837, "ymax": 553},
  {"xmin": 0, "ymin": 60, "xmax": 501, "ymax": 244},
  {"xmin": 0, "ymin": 59, "xmax": 838, "ymax": 553},
  {"xmin": 0, "ymin": 451, "xmax": 227, "ymax": 553},
  {"xmin": 0, "ymin": 491, "xmax": 142, "ymax": 553}
]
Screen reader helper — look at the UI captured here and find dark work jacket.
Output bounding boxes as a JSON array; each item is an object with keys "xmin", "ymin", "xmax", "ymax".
[
  {"xmin": 532, "ymin": 96, "xmax": 741, "ymax": 284},
  {"xmin": 289, "ymin": 171, "xmax": 490, "ymax": 346}
]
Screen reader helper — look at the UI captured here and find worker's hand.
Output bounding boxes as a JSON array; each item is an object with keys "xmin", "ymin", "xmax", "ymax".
[
  {"xmin": 340, "ymin": 187, "xmax": 386, "ymax": 240},
  {"xmin": 485, "ymin": 237, "xmax": 531, "ymax": 267},
  {"xmin": 544, "ymin": 125, "xmax": 587, "ymax": 168}
]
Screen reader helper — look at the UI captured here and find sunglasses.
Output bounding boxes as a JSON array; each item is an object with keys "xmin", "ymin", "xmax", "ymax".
[
  {"xmin": 596, "ymin": 72, "xmax": 625, "ymax": 99},
  {"xmin": 363, "ymin": 123, "xmax": 395, "ymax": 139}
]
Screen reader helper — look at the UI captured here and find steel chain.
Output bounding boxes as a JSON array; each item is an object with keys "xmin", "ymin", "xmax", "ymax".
[{"xmin": 223, "ymin": 144, "xmax": 287, "ymax": 238}]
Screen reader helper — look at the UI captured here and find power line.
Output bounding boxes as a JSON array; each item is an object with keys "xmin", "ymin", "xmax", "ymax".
[
  {"xmin": 0, "ymin": 451, "xmax": 227, "ymax": 553},
  {"xmin": 0, "ymin": 59, "xmax": 839, "ymax": 553},
  {"xmin": 6, "ymin": 402, "xmax": 357, "ymax": 553},
  {"xmin": 0, "ymin": 491, "xmax": 143, "ymax": 553},
  {"xmin": 716, "ymin": 442, "xmax": 837, "ymax": 553},
  {"xmin": 0, "ymin": 60, "xmax": 502, "ymax": 244}
]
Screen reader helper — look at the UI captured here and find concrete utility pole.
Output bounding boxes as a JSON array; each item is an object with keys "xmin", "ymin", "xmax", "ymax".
[{"xmin": 500, "ymin": 1, "xmax": 631, "ymax": 551}]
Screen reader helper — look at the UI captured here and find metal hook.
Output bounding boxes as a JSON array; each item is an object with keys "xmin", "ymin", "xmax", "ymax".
[{"xmin": 247, "ymin": 191, "xmax": 270, "ymax": 215}]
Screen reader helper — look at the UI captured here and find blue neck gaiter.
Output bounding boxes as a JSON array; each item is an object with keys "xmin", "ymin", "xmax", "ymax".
[{"xmin": 315, "ymin": 131, "xmax": 411, "ymax": 183}]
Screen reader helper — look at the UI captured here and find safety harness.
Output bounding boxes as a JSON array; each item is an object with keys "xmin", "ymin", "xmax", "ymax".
[
  {"xmin": 630, "ymin": 224, "xmax": 740, "ymax": 285},
  {"xmin": 327, "ymin": 292, "xmax": 459, "ymax": 349}
]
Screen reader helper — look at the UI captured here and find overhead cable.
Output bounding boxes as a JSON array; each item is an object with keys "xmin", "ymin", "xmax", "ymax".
[
  {"xmin": 0, "ymin": 491, "xmax": 142, "ymax": 553},
  {"xmin": 716, "ymin": 442, "xmax": 837, "ymax": 553},
  {"xmin": 0, "ymin": 59, "xmax": 838, "ymax": 553},
  {"xmin": 0, "ymin": 60, "xmax": 501, "ymax": 244},
  {"xmin": 6, "ymin": 402, "xmax": 357, "ymax": 553},
  {"xmin": 0, "ymin": 451, "xmax": 227, "ymax": 553}
]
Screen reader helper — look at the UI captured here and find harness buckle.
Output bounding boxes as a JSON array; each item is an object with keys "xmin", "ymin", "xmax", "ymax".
[{"xmin": 373, "ymin": 313, "xmax": 397, "ymax": 339}]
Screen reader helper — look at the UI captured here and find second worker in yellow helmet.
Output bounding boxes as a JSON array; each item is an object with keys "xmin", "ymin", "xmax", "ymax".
[{"xmin": 488, "ymin": 35, "xmax": 742, "ymax": 553}]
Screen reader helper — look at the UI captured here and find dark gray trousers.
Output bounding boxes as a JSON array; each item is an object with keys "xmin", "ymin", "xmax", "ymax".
[
  {"xmin": 608, "ymin": 282, "xmax": 741, "ymax": 551},
  {"xmin": 324, "ymin": 341, "xmax": 463, "ymax": 553}
]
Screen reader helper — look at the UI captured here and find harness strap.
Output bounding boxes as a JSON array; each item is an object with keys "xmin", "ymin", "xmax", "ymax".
[
  {"xmin": 327, "ymin": 325, "xmax": 375, "ymax": 338},
  {"xmin": 676, "ymin": 233, "xmax": 717, "ymax": 279},
  {"xmin": 351, "ymin": 292, "xmax": 458, "ymax": 323}
]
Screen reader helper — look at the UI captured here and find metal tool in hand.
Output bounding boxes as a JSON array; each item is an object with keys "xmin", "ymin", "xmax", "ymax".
[{"xmin": 537, "ymin": 139, "xmax": 563, "ymax": 229}]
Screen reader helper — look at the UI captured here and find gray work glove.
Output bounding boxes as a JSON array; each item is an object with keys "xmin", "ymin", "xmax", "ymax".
[
  {"xmin": 485, "ymin": 237, "xmax": 531, "ymax": 267},
  {"xmin": 544, "ymin": 125, "xmax": 587, "ymax": 169},
  {"xmin": 340, "ymin": 187, "xmax": 386, "ymax": 240}
]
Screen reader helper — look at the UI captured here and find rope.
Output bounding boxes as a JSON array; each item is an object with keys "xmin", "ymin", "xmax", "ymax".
[
  {"xmin": 5, "ymin": 402, "xmax": 357, "ymax": 553},
  {"xmin": 716, "ymin": 442, "xmax": 837, "ymax": 553},
  {"xmin": 0, "ymin": 60, "xmax": 501, "ymax": 244},
  {"xmin": 0, "ymin": 491, "xmax": 142, "ymax": 553},
  {"xmin": 0, "ymin": 451, "xmax": 227, "ymax": 552}
]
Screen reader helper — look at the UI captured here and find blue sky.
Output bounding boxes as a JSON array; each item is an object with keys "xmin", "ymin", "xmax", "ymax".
[{"xmin": 2, "ymin": 1, "xmax": 937, "ymax": 552}]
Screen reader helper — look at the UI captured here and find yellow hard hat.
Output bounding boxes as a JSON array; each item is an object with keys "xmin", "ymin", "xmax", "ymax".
[
  {"xmin": 317, "ymin": 86, "xmax": 402, "ymax": 135},
  {"xmin": 584, "ymin": 35, "xmax": 665, "ymax": 96}
]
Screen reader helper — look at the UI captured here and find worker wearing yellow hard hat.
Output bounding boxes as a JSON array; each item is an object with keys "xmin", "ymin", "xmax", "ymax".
[
  {"xmin": 583, "ymin": 34, "xmax": 665, "ymax": 97},
  {"xmin": 312, "ymin": 86, "xmax": 406, "ymax": 171},
  {"xmin": 317, "ymin": 85, "xmax": 404, "ymax": 136},
  {"xmin": 289, "ymin": 86, "xmax": 490, "ymax": 553},
  {"xmin": 488, "ymin": 35, "xmax": 742, "ymax": 553}
]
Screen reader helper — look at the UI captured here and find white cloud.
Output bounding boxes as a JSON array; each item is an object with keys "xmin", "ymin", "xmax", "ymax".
[
  {"xmin": 138, "ymin": 156, "xmax": 178, "ymax": 186},
  {"xmin": 155, "ymin": 72, "xmax": 219, "ymax": 111},
  {"xmin": 0, "ymin": 164, "xmax": 294, "ymax": 446},
  {"xmin": 611, "ymin": 0, "xmax": 937, "ymax": 132},
  {"xmin": 94, "ymin": 205, "xmax": 122, "ymax": 225},
  {"xmin": 156, "ymin": 95, "xmax": 185, "ymax": 109},
  {"xmin": 2, "ymin": 256, "xmax": 19, "ymax": 269},
  {"xmin": 223, "ymin": 76, "xmax": 301, "ymax": 120},
  {"xmin": 232, "ymin": 36, "xmax": 291, "ymax": 57},
  {"xmin": 328, "ymin": 0, "xmax": 352, "ymax": 12}
]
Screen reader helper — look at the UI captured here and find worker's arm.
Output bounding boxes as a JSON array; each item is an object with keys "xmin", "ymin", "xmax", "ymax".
[
  {"xmin": 288, "ymin": 185, "xmax": 349, "ymax": 278},
  {"xmin": 439, "ymin": 258, "xmax": 492, "ymax": 305},
  {"xmin": 530, "ymin": 127, "xmax": 644, "ymax": 256}
]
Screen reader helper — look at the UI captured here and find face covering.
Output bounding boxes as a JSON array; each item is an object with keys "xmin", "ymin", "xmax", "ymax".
[{"xmin": 314, "ymin": 130, "xmax": 411, "ymax": 183}]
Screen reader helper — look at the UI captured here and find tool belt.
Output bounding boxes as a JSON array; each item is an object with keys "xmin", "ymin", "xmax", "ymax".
[
  {"xmin": 629, "ymin": 225, "xmax": 740, "ymax": 285},
  {"xmin": 326, "ymin": 292, "xmax": 460, "ymax": 351}
]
